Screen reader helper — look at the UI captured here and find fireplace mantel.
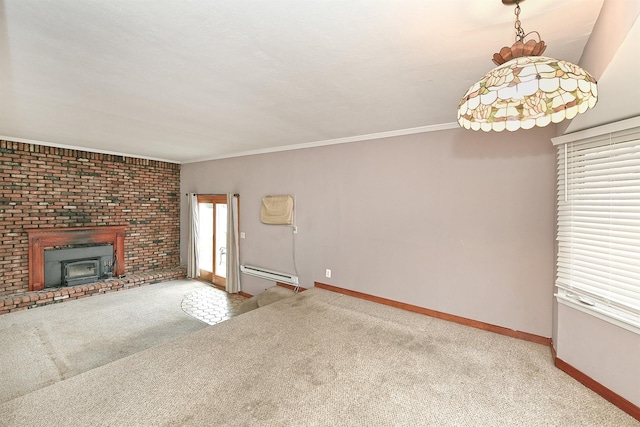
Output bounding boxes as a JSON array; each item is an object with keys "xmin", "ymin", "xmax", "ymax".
[{"xmin": 26, "ymin": 226, "xmax": 126, "ymax": 291}]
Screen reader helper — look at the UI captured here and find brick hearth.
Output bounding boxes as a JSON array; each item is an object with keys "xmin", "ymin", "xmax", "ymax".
[{"xmin": 0, "ymin": 266, "xmax": 186, "ymax": 315}]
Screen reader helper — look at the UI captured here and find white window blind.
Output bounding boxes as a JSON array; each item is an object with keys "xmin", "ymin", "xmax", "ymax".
[{"xmin": 553, "ymin": 117, "xmax": 640, "ymax": 333}]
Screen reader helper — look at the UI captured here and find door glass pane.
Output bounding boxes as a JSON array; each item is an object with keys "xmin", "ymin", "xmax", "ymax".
[
  {"xmin": 198, "ymin": 203, "xmax": 214, "ymax": 274},
  {"xmin": 215, "ymin": 203, "xmax": 227, "ymax": 278}
]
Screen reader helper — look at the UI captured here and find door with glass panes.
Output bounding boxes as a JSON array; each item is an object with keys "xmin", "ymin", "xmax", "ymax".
[{"xmin": 197, "ymin": 195, "xmax": 227, "ymax": 287}]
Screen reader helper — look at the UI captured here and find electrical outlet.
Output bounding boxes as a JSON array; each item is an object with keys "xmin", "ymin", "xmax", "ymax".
[{"xmin": 325, "ymin": 269, "xmax": 331, "ymax": 278}]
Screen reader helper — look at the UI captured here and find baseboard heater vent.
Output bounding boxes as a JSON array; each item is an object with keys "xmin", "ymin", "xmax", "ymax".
[{"xmin": 240, "ymin": 264, "xmax": 298, "ymax": 285}]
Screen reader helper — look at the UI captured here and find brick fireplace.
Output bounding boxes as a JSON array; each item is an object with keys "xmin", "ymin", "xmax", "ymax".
[{"xmin": 0, "ymin": 140, "xmax": 186, "ymax": 314}]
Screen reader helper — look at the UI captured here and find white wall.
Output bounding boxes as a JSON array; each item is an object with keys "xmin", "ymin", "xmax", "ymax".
[{"xmin": 181, "ymin": 126, "xmax": 557, "ymax": 338}]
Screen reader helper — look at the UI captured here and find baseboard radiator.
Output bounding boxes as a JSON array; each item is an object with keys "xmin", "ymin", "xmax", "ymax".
[{"xmin": 240, "ymin": 264, "xmax": 299, "ymax": 286}]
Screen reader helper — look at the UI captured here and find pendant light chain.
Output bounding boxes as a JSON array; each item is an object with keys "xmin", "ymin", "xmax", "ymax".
[{"xmin": 514, "ymin": 1, "xmax": 525, "ymax": 42}]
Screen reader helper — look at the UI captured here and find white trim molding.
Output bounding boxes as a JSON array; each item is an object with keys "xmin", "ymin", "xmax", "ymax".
[
  {"xmin": 0, "ymin": 134, "xmax": 180, "ymax": 164},
  {"xmin": 182, "ymin": 122, "xmax": 461, "ymax": 164}
]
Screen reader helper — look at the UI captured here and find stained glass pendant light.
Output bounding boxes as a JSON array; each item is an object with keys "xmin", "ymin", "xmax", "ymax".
[{"xmin": 457, "ymin": 0, "xmax": 598, "ymax": 132}]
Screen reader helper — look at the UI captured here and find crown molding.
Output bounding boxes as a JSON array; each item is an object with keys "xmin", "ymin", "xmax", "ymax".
[
  {"xmin": 182, "ymin": 122, "xmax": 460, "ymax": 164},
  {"xmin": 1, "ymin": 121, "xmax": 461, "ymax": 165},
  {"xmin": 0, "ymin": 134, "xmax": 179, "ymax": 164}
]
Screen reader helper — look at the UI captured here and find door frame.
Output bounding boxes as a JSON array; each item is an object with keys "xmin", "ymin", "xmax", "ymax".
[{"xmin": 197, "ymin": 194, "xmax": 227, "ymax": 287}]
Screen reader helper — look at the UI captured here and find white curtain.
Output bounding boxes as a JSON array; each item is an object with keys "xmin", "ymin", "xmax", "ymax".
[
  {"xmin": 226, "ymin": 193, "xmax": 241, "ymax": 293},
  {"xmin": 186, "ymin": 193, "xmax": 199, "ymax": 279}
]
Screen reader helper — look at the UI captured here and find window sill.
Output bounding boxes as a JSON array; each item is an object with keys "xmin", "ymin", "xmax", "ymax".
[{"xmin": 556, "ymin": 292, "xmax": 640, "ymax": 335}]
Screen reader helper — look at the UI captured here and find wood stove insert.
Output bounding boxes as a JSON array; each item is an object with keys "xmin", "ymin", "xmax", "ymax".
[{"xmin": 26, "ymin": 226, "xmax": 126, "ymax": 291}]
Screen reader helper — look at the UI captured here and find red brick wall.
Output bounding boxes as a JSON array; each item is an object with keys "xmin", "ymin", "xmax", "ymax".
[{"xmin": 0, "ymin": 140, "xmax": 181, "ymax": 296}]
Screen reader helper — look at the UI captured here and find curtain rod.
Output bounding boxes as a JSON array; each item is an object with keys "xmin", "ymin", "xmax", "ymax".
[{"xmin": 185, "ymin": 193, "xmax": 240, "ymax": 197}]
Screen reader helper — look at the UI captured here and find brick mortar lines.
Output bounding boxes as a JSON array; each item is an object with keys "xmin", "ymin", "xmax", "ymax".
[
  {"xmin": 0, "ymin": 139, "xmax": 182, "ymax": 296},
  {"xmin": 0, "ymin": 267, "xmax": 187, "ymax": 315}
]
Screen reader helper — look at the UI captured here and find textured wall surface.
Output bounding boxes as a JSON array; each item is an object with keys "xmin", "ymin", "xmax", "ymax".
[{"xmin": 0, "ymin": 141, "xmax": 181, "ymax": 295}]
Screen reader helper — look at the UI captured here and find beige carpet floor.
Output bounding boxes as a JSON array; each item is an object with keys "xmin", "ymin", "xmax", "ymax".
[
  {"xmin": 0, "ymin": 279, "xmax": 213, "ymax": 404},
  {"xmin": 0, "ymin": 287, "xmax": 636, "ymax": 426}
]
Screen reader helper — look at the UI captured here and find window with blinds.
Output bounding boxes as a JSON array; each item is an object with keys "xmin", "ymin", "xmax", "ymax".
[{"xmin": 553, "ymin": 117, "xmax": 640, "ymax": 333}]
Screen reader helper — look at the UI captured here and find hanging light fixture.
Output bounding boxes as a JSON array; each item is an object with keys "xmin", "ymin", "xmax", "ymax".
[{"xmin": 457, "ymin": 0, "xmax": 598, "ymax": 132}]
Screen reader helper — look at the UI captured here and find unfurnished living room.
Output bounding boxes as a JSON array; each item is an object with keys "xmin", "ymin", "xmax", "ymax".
[{"xmin": 0, "ymin": 0, "xmax": 639, "ymax": 425}]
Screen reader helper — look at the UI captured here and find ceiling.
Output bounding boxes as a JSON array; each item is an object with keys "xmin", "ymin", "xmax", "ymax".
[{"xmin": 0, "ymin": 0, "xmax": 631, "ymax": 164}]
